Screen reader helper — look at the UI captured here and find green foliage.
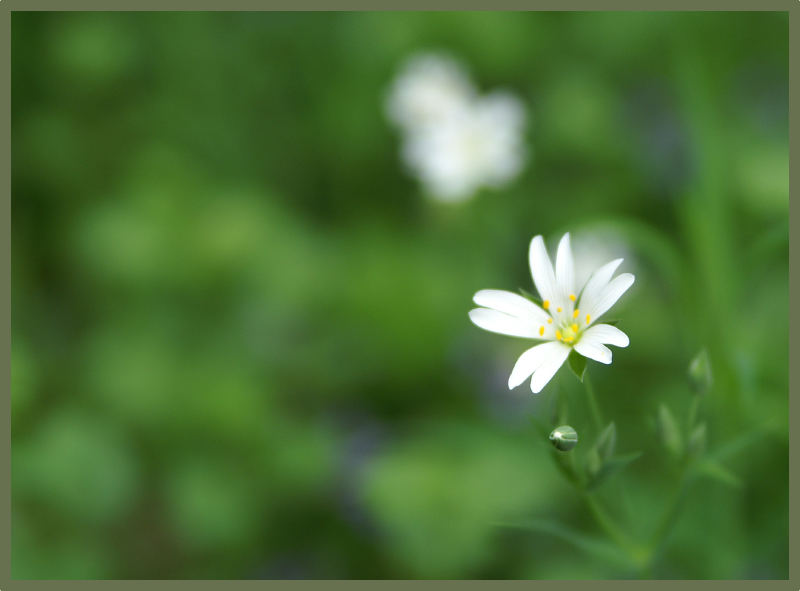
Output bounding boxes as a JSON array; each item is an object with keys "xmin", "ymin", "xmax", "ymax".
[{"xmin": 10, "ymin": 10, "xmax": 788, "ymax": 580}]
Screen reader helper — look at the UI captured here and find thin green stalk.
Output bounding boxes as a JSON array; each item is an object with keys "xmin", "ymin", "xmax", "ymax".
[
  {"xmin": 579, "ymin": 490, "xmax": 633, "ymax": 553},
  {"xmin": 645, "ymin": 461, "xmax": 693, "ymax": 569},
  {"xmin": 583, "ymin": 373, "xmax": 604, "ymax": 432}
]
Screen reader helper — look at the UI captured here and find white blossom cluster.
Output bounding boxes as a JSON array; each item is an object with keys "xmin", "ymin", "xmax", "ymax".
[{"xmin": 386, "ymin": 52, "xmax": 528, "ymax": 202}]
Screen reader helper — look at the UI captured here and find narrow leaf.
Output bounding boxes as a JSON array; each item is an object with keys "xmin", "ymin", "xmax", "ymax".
[
  {"xmin": 493, "ymin": 518, "xmax": 636, "ymax": 569},
  {"xmin": 697, "ymin": 459, "xmax": 742, "ymax": 489},
  {"xmin": 585, "ymin": 451, "xmax": 643, "ymax": 491}
]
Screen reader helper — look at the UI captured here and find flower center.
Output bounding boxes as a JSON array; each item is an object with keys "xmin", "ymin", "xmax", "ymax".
[{"xmin": 543, "ymin": 294, "xmax": 592, "ymax": 347}]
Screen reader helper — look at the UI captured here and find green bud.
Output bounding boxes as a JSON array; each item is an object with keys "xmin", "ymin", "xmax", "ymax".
[
  {"xmin": 595, "ymin": 422, "xmax": 617, "ymax": 460},
  {"xmin": 585, "ymin": 448, "xmax": 603, "ymax": 477},
  {"xmin": 657, "ymin": 404, "xmax": 683, "ymax": 458},
  {"xmin": 688, "ymin": 349, "xmax": 713, "ymax": 395},
  {"xmin": 549, "ymin": 425, "xmax": 578, "ymax": 452},
  {"xmin": 585, "ymin": 422, "xmax": 616, "ymax": 480},
  {"xmin": 688, "ymin": 422, "xmax": 707, "ymax": 456}
]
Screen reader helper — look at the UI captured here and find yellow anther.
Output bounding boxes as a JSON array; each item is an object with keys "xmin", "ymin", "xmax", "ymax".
[
  {"xmin": 586, "ymin": 314, "xmax": 591, "ymax": 324},
  {"xmin": 573, "ymin": 308, "xmax": 580, "ymax": 319},
  {"xmin": 539, "ymin": 325, "xmax": 545, "ymax": 337},
  {"xmin": 571, "ymin": 323, "xmax": 578, "ymax": 332},
  {"xmin": 569, "ymin": 294, "xmax": 576, "ymax": 302},
  {"xmin": 565, "ymin": 336, "xmax": 575, "ymax": 343},
  {"xmin": 557, "ymin": 306, "xmax": 562, "ymax": 313},
  {"xmin": 547, "ymin": 318, "xmax": 553, "ymax": 324},
  {"xmin": 543, "ymin": 300, "xmax": 550, "ymax": 310},
  {"xmin": 555, "ymin": 330, "xmax": 563, "ymax": 341}
]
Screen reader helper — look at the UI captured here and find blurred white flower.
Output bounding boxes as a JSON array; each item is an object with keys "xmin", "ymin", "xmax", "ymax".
[
  {"xmin": 469, "ymin": 233, "xmax": 634, "ymax": 393},
  {"xmin": 385, "ymin": 52, "xmax": 475, "ymax": 131},
  {"xmin": 386, "ymin": 52, "xmax": 527, "ymax": 202}
]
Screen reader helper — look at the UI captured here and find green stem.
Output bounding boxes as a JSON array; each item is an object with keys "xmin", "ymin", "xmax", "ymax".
[
  {"xmin": 580, "ymin": 490, "xmax": 632, "ymax": 552},
  {"xmin": 645, "ymin": 461, "xmax": 693, "ymax": 570},
  {"xmin": 584, "ymin": 373, "xmax": 604, "ymax": 431}
]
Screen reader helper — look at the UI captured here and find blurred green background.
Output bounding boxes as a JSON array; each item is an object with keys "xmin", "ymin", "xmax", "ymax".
[{"xmin": 11, "ymin": 11, "xmax": 788, "ymax": 579}]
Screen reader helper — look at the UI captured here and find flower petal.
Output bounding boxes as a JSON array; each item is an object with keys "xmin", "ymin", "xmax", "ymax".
[
  {"xmin": 580, "ymin": 323, "xmax": 630, "ymax": 348},
  {"xmin": 574, "ymin": 340, "xmax": 613, "ymax": 365},
  {"xmin": 530, "ymin": 342, "xmax": 571, "ymax": 393},
  {"xmin": 578, "ymin": 258, "xmax": 623, "ymax": 321},
  {"xmin": 528, "ymin": 235, "xmax": 558, "ymax": 304},
  {"xmin": 585, "ymin": 273, "xmax": 635, "ymax": 321},
  {"xmin": 473, "ymin": 289, "xmax": 550, "ymax": 325},
  {"xmin": 508, "ymin": 341, "xmax": 564, "ymax": 390},
  {"xmin": 555, "ymin": 233, "xmax": 575, "ymax": 300},
  {"xmin": 468, "ymin": 308, "xmax": 539, "ymax": 339}
]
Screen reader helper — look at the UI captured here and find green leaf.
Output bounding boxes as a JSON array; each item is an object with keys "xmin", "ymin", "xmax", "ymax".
[
  {"xmin": 567, "ymin": 350, "xmax": 587, "ymax": 382},
  {"xmin": 697, "ymin": 459, "xmax": 741, "ymax": 489},
  {"xmin": 492, "ymin": 518, "xmax": 637, "ymax": 569},
  {"xmin": 710, "ymin": 421, "xmax": 776, "ymax": 463},
  {"xmin": 601, "ymin": 319, "xmax": 620, "ymax": 326},
  {"xmin": 585, "ymin": 451, "xmax": 643, "ymax": 491}
]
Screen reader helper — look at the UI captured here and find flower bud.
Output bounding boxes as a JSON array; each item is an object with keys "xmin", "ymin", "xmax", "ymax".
[
  {"xmin": 688, "ymin": 422, "xmax": 707, "ymax": 456},
  {"xmin": 688, "ymin": 349, "xmax": 713, "ymax": 395},
  {"xmin": 657, "ymin": 403, "xmax": 683, "ymax": 458},
  {"xmin": 549, "ymin": 425, "xmax": 578, "ymax": 452}
]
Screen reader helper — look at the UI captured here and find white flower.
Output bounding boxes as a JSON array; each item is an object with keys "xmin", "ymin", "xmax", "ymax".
[
  {"xmin": 469, "ymin": 233, "xmax": 635, "ymax": 394},
  {"xmin": 385, "ymin": 52, "xmax": 527, "ymax": 202},
  {"xmin": 402, "ymin": 91, "xmax": 527, "ymax": 201},
  {"xmin": 385, "ymin": 52, "xmax": 475, "ymax": 131}
]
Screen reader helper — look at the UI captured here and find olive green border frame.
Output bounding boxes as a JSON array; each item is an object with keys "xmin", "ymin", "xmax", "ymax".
[{"xmin": 0, "ymin": 1, "xmax": 794, "ymax": 588}]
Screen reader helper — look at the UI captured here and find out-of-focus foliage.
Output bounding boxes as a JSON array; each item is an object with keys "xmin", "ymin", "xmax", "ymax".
[{"xmin": 11, "ymin": 11, "xmax": 787, "ymax": 579}]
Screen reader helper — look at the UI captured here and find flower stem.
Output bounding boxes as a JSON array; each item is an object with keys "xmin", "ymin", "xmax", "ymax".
[
  {"xmin": 580, "ymin": 490, "xmax": 632, "ymax": 552},
  {"xmin": 584, "ymin": 373, "xmax": 604, "ymax": 431},
  {"xmin": 644, "ymin": 461, "xmax": 693, "ymax": 570}
]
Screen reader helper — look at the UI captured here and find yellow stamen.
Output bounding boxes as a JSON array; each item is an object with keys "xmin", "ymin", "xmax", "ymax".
[
  {"xmin": 571, "ymin": 323, "xmax": 578, "ymax": 332},
  {"xmin": 543, "ymin": 300, "xmax": 550, "ymax": 310},
  {"xmin": 565, "ymin": 336, "xmax": 575, "ymax": 343},
  {"xmin": 557, "ymin": 306, "xmax": 562, "ymax": 313},
  {"xmin": 547, "ymin": 318, "xmax": 553, "ymax": 324},
  {"xmin": 573, "ymin": 308, "xmax": 580, "ymax": 319},
  {"xmin": 586, "ymin": 314, "xmax": 591, "ymax": 324},
  {"xmin": 555, "ymin": 330, "xmax": 563, "ymax": 341},
  {"xmin": 539, "ymin": 325, "xmax": 545, "ymax": 337},
  {"xmin": 569, "ymin": 294, "xmax": 576, "ymax": 302}
]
